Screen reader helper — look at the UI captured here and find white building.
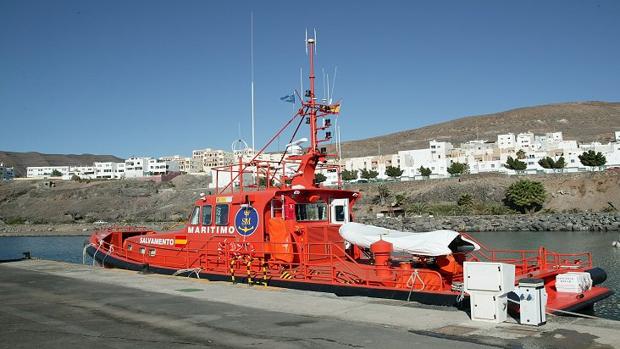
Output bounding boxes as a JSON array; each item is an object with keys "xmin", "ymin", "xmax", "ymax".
[
  {"xmin": 160, "ymin": 155, "xmax": 200, "ymax": 174},
  {"xmin": 192, "ymin": 148, "xmax": 235, "ymax": 172},
  {"xmin": 344, "ymin": 154, "xmax": 401, "ymax": 179},
  {"xmin": 94, "ymin": 162, "xmax": 125, "ymax": 179},
  {"xmin": 65, "ymin": 166, "xmax": 96, "ymax": 180},
  {"xmin": 27, "ymin": 166, "xmax": 70, "ymax": 179},
  {"xmin": 147, "ymin": 158, "xmax": 179, "ymax": 176},
  {"xmin": 124, "ymin": 157, "xmax": 149, "ymax": 178},
  {"xmin": 497, "ymin": 133, "xmax": 515, "ymax": 150},
  {"xmin": 0, "ymin": 163, "xmax": 15, "ymax": 180},
  {"xmin": 516, "ymin": 132, "xmax": 535, "ymax": 150},
  {"xmin": 339, "ymin": 129, "xmax": 620, "ymax": 180},
  {"xmin": 453, "ymin": 140, "xmax": 503, "ymax": 174}
]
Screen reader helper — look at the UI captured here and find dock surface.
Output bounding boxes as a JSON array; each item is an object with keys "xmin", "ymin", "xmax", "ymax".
[{"xmin": 0, "ymin": 259, "xmax": 617, "ymax": 348}]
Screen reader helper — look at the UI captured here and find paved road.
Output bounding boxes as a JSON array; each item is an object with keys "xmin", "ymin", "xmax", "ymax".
[{"xmin": 0, "ymin": 266, "xmax": 494, "ymax": 349}]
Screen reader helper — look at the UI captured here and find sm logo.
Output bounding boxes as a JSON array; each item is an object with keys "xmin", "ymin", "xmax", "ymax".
[{"xmin": 235, "ymin": 206, "xmax": 259, "ymax": 236}]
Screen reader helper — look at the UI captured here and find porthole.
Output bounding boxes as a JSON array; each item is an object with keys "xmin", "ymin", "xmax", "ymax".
[
  {"xmin": 139, "ymin": 247, "xmax": 145, "ymax": 255},
  {"xmin": 148, "ymin": 248, "xmax": 156, "ymax": 257},
  {"xmin": 127, "ymin": 244, "xmax": 133, "ymax": 251}
]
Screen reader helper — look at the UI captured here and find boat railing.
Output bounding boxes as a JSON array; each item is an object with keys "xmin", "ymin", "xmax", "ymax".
[
  {"xmin": 461, "ymin": 233, "xmax": 593, "ymax": 276},
  {"xmin": 212, "ymin": 157, "xmax": 341, "ymax": 194},
  {"xmin": 90, "ymin": 234, "xmax": 447, "ymax": 289}
]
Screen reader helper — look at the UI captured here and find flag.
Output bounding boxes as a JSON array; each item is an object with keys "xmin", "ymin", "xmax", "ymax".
[
  {"xmin": 280, "ymin": 94, "xmax": 295, "ymax": 103},
  {"xmin": 328, "ymin": 104, "xmax": 341, "ymax": 113},
  {"xmin": 174, "ymin": 235, "xmax": 188, "ymax": 248}
]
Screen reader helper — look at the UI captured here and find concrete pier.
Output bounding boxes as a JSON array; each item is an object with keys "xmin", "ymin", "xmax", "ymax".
[{"xmin": 1, "ymin": 260, "xmax": 618, "ymax": 348}]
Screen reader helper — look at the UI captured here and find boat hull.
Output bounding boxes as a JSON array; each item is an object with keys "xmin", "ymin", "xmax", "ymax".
[
  {"xmin": 85, "ymin": 245, "xmax": 613, "ymax": 314},
  {"xmin": 85, "ymin": 245, "xmax": 462, "ymax": 307}
]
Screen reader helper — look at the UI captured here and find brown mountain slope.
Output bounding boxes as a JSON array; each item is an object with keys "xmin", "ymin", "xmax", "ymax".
[
  {"xmin": 0, "ymin": 152, "xmax": 124, "ymax": 177},
  {"xmin": 337, "ymin": 101, "xmax": 620, "ymax": 158}
]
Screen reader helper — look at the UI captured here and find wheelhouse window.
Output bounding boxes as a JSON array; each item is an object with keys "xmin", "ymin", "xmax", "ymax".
[
  {"xmin": 296, "ymin": 202, "xmax": 327, "ymax": 221},
  {"xmin": 271, "ymin": 199, "xmax": 283, "ymax": 218},
  {"xmin": 215, "ymin": 204, "xmax": 229, "ymax": 226},
  {"xmin": 189, "ymin": 206, "xmax": 200, "ymax": 225},
  {"xmin": 334, "ymin": 205, "xmax": 346, "ymax": 222},
  {"xmin": 202, "ymin": 205, "xmax": 212, "ymax": 225}
]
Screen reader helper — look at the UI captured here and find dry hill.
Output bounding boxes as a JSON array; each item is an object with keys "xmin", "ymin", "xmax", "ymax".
[
  {"xmin": 0, "ymin": 152, "xmax": 124, "ymax": 177},
  {"xmin": 337, "ymin": 101, "xmax": 620, "ymax": 158}
]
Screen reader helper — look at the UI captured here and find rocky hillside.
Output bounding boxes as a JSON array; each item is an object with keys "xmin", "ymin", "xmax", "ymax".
[
  {"xmin": 0, "ymin": 175, "xmax": 211, "ymax": 224},
  {"xmin": 0, "ymin": 151, "xmax": 124, "ymax": 177},
  {"xmin": 336, "ymin": 101, "xmax": 620, "ymax": 158},
  {"xmin": 0, "ymin": 171, "xmax": 617, "ymax": 226},
  {"xmin": 349, "ymin": 170, "xmax": 620, "ymax": 218}
]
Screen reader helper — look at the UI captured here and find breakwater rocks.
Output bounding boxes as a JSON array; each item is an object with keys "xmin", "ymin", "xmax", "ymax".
[
  {"xmin": 0, "ymin": 222, "xmax": 179, "ymax": 236},
  {"xmin": 357, "ymin": 212, "xmax": 620, "ymax": 232}
]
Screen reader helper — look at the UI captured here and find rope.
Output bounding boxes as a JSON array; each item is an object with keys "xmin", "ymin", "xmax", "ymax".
[
  {"xmin": 230, "ymin": 258, "xmax": 236, "ymax": 284},
  {"xmin": 406, "ymin": 269, "xmax": 425, "ymax": 301},
  {"xmin": 261, "ymin": 258, "xmax": 268, "ymax": 287},
  {"xmin": 173, "ymin": 268, "xmax": 202, "ymax": 279},
  {"xmin": 92, "ymin": 240, "xmax": 103, "ymax": 267},
  {"xmin": 456, "ymin": 285, "xmax": 466, "ymax": 303},
  {"xmin": 506, "ymin": 297, "xmax": 599, "ymax": 319},
  {"xmin": 82, "ymin": 244, "xmax": 90, "ymax": 265},
  {"xmin": 246, "ymin": 258, "xmax": 253, "ymax": 286}
]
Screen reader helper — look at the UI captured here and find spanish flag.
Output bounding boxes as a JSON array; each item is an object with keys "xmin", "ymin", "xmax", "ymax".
[
  {"xmin": 175, "ymin": 235, "xmax": 188, "ymax": 247},
  {"xmin": 328, "ymin": 103, "xmax": 341, "ymax": 113}
]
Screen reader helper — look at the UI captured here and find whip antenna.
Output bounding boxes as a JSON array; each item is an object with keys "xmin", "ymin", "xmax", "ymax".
[
  {"xmin": 314, "ymin": 28, "xmax": 318, "ymax": 55},
  {"xmin": 250, "ymin": 12, "xmax": 255, "ymax": 151}
]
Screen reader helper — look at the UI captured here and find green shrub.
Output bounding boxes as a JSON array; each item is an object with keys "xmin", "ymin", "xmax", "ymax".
[
  {"xmin": 505, "ymin": 156, "xmax": 527, "ymax": 171},
  {"xmin": 341, "ymin": 169, "xmax": 358, "ymax": 181},
  {"xmin": 457, "ymin": 194, "xmax": 474, "ymax": 207},
  {"xmin": 385, "ymin": 166, "xmax": 404, "ymax": 178},
  {"xmin": 579, "ymin": 150, "xmax": 606, "ymax": 167},
  {"xmin": 5, "ymin": 217, "xmax": 26, "ymax": 225},
  {"xmin": 314, "ymin": 173, "xmax": 327, "ymax": 183},
  {"xmin": 504, "ymin": 179, "xmax": 546, "ymax": 213},
  {"xmin": 418, "ymin": 166, "xmax": 432, "ymax": 177},
  {"xmin": 447, "ymin": 162, "xmax": 469, "ymax": 176}
]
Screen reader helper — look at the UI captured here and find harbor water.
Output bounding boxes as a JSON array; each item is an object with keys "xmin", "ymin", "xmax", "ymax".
[{"xmin": 1, "ymin": 231, "xmax": 618, "ymax": 320}]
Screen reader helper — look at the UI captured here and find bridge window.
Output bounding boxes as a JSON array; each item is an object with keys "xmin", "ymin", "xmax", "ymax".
[
  {"xmin": 271, "ymin": 199, "xmax": 283, "ymax": 218},
  {"xmin": 215, "ymin": 204, "xmax": 229, "ymax": 226},
  {"xmin": 296, "ymin": 202, "xmax": 327, "ymax": 221},
  {"xmin": 334, "ymin": 205, "xmax": 345, "ymax": 222},
  {"xmin": 202, "ymin": 205, "xmax": 212, "ymax": 225},
  {"xmin": 189, "ymin": 206, "xmax": 200, "ymax": 225}
]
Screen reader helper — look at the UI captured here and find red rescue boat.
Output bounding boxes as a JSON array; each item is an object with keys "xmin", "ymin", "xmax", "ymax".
[{"xmin": 87, "ymin": 34, "xmax": 612, "ymax": 315}]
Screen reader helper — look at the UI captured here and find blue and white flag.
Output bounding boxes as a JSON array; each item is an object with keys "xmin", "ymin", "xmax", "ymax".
[{"xmin": 280, "ymin": 94, "xmax": 295, "ymax": 103}]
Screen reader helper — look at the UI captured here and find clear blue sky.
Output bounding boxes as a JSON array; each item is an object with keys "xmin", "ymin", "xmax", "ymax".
[{"xmin": 2, "ymin": 0, "xmax": 619, "ymax": 158}]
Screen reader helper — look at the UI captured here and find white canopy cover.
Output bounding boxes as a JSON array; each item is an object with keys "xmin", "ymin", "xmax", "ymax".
[{"xmin": 339, "ymin": 222, "xmax": 480, "ymax": 257}]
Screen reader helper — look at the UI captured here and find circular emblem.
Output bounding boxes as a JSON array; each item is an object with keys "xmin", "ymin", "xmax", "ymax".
[{"xmin": 235, "ymin": 206, "xmax": 259, "ymax": 236}]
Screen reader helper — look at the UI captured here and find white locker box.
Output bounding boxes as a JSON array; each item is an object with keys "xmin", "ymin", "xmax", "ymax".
[{"xmin": 464, "ymin": 262, "xmax": 516, "ymax": 293}]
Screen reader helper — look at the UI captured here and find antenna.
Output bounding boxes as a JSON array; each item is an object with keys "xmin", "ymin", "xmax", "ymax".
[
  {"xmin": 326, "ymin": 72, "xmax": 330, "ymax": 104},
  {"xmin": 314, "ymin": 28, "xmax": 317, "ymax": 55},
  {"xmin": 330, "ymin": 66, "xmax": 338, "ymax": 104},
  {"xmin": 250, "ymin": 12, "xmax": 255, "ymax": 151},
  {"xmin": 300, "ymin": 67, "xmax": 304, "ymax": 99},
  {"xmin": 305, "ymin": 29, "xmax": 308, "ymax": 55},
  {"xmin": 322, "ymin": 68, "xmax": 326, "ymax": 102}
]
